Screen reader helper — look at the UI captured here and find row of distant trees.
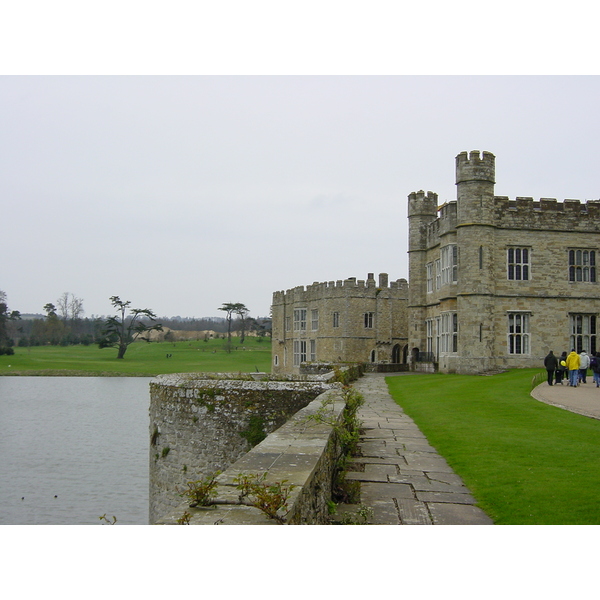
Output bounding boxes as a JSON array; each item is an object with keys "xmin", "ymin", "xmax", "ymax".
[{"xmin": 0, "ymin": 291, "xmax": 271, "ymax": 357}]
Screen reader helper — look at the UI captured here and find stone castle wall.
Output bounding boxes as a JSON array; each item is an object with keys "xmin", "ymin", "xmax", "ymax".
[
  {"xmin": 272, "ymin": 273, "xmax": 409, "ymax": 374},
  {"xmin": 149, "ymin": 373, "xmax": 340, "ymax": 523},
  {"xmin": 154, "ymin": 387, "xmax": 347, "ymax": 525}
]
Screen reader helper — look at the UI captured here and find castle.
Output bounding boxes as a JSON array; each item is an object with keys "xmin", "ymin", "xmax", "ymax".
[
  {"xmin": 272, "ymin": 151, "xmax": 600, "ymax": 375},
  {"xmin": 271, "ymin": 273, "xmax": 409, "ymax": 374}
]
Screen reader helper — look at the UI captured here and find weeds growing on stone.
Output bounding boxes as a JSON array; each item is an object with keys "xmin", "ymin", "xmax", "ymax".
[
  {"xmin": 339, "ymin": 504, "xmax": 373, "ymax": 525},
  {"xmin": 179, "ymin": 472, "xmax": 221, "ymax": 508},
  {"xmin": 234, "ymin": 472, "xmax": 295, "ymax": 523},
  {"xmin": 177, "ymin": 511, "xmax": 192, "ymax": 525},
  {"xmin": 99, "ymin": 514, "xmax": 117, "ymax": 525},
  {"xmin": 306, "ymin": 385, "xmax": 365, "ymax": 506}
]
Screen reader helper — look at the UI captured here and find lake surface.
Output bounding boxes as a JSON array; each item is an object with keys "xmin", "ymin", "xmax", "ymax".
[{"xmin": 0, "ymin": 377, "xmax": 152, "ymax": 525}]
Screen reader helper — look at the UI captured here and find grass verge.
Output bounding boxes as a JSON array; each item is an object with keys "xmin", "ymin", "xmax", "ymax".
[
  {"xmin": 0, "ymin": 337, "xmax": 272, "ymax": 376},
  {"xmin": 386, "ymin": 369, "xmax": 600, "ymax": 524}
]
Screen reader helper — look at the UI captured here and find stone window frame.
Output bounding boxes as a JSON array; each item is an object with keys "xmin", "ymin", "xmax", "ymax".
[
  {"xmin": 568, "ymin": 249, "xmax": 597, "ymax": 283},
  {"xmin": 364, "ymin": 312, "xmax": 374, "ymax": 329},
  {"xmin": 507, "ymin": 312, "xmax": 530, "ymax": 355},
  {"xmin": 293, "ymin": 308, "xmax": 307, "ymax": 332},
  {"xmin": 293, "ymin": 339, "xmax": 307, "ymax": 366},
  {"xmin": 310, "ymin": 339, "xmax": 316, "ymax": 362},
  {"xmin": 332, "ymin": 311, "xmax": 340, "ymax": 328},
  {"xmin": 435, "ymin": 258, "xmax": 441, "ymax": 290},
  {"xmin": 439, "ymin": 311, "xmax": 458, "ymax": 354},
  {"xmin": 311, "ymin": 309, "xmax": 319, "ymax": 331},
  {"xmin": 569, "ymin": 313, "xmax": 597, "ymax": 355},
  {"xmin": 426, "ymin": 318, "xmax": 435, "ymax": 355},
  {"xmin": 426, "ymin": 262, "xmax": 434, "ymax": 293},
  {"xmin": 507, "ymin": 246, "xmax": 530, "ymax": 281},
  {"xmin": 440, "ymin": 244, "xmax": 458, "ymax": 286}
]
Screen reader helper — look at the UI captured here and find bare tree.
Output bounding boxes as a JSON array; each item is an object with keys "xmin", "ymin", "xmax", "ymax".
[
  {"xmin": 69, "ymin": 295, "xmax": 84, "ymax": 321},
  {"xmin": 56, "ymin": 292, "xmax": 84, "ymax": 322}
]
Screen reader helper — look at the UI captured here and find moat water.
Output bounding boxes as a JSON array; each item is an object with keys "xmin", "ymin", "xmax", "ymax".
[{"xmin": 0, "ymin": 377, "xmax": 151, "ymax": 525}]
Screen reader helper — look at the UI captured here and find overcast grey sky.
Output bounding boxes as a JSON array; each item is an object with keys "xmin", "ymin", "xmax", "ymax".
[
  {"xmin": 1, "ymin": 2, "xmax": 599, "ymax": 320},
  {"xmin": 2, "ymin": 75, "xmax": 600, "ymax": 319}
]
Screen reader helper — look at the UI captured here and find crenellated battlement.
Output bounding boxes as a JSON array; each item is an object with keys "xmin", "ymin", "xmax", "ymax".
[
  {"xmin": 456, "ymin": 150, "xmax": 496, "ymax": 184},
  {"xmin": 494, "ymin": 196, "xmax": 600, "ymax": 231},
  {"xmin": 407, "ymin": 190, "xmax": 438, "ymax": 218},
  {"xmin": 272, "ymin": 273, "xmax": 409, "ymax": 304}
]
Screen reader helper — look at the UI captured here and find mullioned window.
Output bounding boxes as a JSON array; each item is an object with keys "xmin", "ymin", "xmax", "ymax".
[{"xmin": 569, "ymin": 249, "xmax": 596, "ymax": 282}]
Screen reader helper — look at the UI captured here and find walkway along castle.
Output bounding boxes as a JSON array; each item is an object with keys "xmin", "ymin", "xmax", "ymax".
[{"xmin": 272, "ymin": 151, "xmax": 600, "ymax": 375}]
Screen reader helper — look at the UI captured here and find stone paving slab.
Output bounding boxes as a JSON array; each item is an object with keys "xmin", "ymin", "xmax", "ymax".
[
  {"xmin": 349, "ymin": 373, "xmax": 494, "ymax": 525},
  {"xmin": 369, "ymin": 500, "xmax": 401, "ymax": 524},
  {"xmin": 360, "ymin": 481, "xmax": 415, "ymax": 501},
  {"xmin": 397, "ymin": 498, "xmax": 433, "ymax": 525},
  {"xmin": 428, "ymin": 502, "xmax": 494, "ymax": 525},
  {"xmin": 416, "ymin": 490, "xmax": 476, "ymax": 505}
]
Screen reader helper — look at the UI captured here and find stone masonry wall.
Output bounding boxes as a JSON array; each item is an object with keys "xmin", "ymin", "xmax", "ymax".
[
  {"xmin": 149, "ymin": 373, "xmax": 339, "ymax": 523},
  {"xmin": 155, "ymin": 388, "xmax": 347, "ymax": 525},
  {"xmin": 272, "ymin": 273, "xmax": 409, "ymax": 374}
]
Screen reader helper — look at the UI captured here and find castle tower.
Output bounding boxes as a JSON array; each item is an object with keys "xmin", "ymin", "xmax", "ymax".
[
  {"xmin": 455, "ymin": 151, "xmax": 497, "ymax": 371},
  {"xmin": 455, "ymin": 150, "xmax": 496, "ymax": 225},
  {"xmin": 407, "ymin": 190, "xmax": 438, "ymax": 358}
]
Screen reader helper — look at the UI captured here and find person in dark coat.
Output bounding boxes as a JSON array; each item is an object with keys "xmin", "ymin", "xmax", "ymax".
[
  {"xmin": 591, "ymin": 352, "xmax": 600, "ymax": 388},
  {"xmin": 555, "ymin": 351, "xmax": 568, "ymax": 385},
  {"xmin": 544, "ymin": 351, "xmax": 559, "ymax": 385}
]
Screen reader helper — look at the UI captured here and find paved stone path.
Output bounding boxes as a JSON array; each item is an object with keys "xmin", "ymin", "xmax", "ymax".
[
  {"xmin": 341, "ymin": 373, "xmax": 493, "ymax": 525},
  {"xmin": 531, "ymin": 378, "xmax": 600, "ymax": 420}
]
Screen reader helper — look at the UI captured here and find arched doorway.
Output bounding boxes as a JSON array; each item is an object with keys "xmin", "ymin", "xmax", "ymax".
[{"xmin": 391, "ymin": 344, "xmax": 401, "ymax": 364}]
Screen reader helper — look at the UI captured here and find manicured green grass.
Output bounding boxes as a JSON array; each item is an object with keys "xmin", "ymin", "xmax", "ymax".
[
  {"xmin": 386, "ymin": 370, "xmax": 600, "ymax": 524},
  {"xmin": 0, "ymin": 337, "xmax": 272, "ymax": 376}
]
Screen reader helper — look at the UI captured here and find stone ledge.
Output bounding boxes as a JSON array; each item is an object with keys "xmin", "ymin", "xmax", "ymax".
[{"xmin": 155, "ymin": 388, "xmax": 347, "ymax": 525}]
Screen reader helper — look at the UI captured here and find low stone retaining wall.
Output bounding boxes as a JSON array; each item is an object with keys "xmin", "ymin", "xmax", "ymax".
[
  {"xmin": 155, "ymin": 387, "xmax": 346, "ymax": 525},
  {"xmin": 149, "ymin": 373, "xmax": 341, "ymax": 523}
]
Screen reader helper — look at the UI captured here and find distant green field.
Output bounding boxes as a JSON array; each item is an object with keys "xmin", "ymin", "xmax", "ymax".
[{"xmin": 0, "ymin": 337, "xmax": 272, "ymax": 376}]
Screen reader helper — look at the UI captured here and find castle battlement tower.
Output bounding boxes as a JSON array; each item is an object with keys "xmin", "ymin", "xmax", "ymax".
[{"xmin": 456, "ymin": 150, "xmax": 496, "ymax": 225}]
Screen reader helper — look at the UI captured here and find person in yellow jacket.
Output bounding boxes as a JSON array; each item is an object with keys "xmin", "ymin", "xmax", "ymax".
[{"xmin": 566, "ymin": 349, "xmax": 581, "ymax": 387}]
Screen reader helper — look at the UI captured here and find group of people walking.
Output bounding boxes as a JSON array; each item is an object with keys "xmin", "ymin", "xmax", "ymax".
[{"xmin": 544, "ymin": 349, "xmax": 600, "ymax": 387}]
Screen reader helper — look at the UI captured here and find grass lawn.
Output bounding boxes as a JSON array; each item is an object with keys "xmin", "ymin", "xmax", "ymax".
[
  {"xmin": 386, "ymin": 369, "xmax": 600, "ymax": 524},
  {"xmin": 0, "ymin": 337, "xmax": 272, "ymax": 377}
]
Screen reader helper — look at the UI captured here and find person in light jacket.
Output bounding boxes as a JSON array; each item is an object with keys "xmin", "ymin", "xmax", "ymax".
[
  {"xmin": 579, "ymin": 350, "xmax": 590, "ymax": 384},
  {"xmin": 566, "ymin": 349, "xmax": 581, "ymax": 387}
]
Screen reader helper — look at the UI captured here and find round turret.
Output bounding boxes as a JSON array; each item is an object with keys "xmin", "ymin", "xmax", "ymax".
[
  {"xmin": 455, "ymin": 151, "xmax": 496, "ymax": 225},
  {"xmin": 455, "ymin": 151, "xmax": 495, "ymax": 184},
  {"xmin": 407, "ymin": 190, "xmax": 438, "ymax": 218}
]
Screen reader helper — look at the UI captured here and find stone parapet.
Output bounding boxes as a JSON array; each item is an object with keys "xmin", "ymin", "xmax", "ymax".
[
  {"xmin": 494, "ymin": 197, "xmax": 600, "ymax": 232},
  {"xmin": 149, "ymin": 373, "xmax": 340, "ymax": 523},
  {"xmin": 154, "ymin": 388, "xmax": 346, "ymax": 525},
  {"xmin": 272, "ymin": 275, "xmax": 409, "ymax": 305}
]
